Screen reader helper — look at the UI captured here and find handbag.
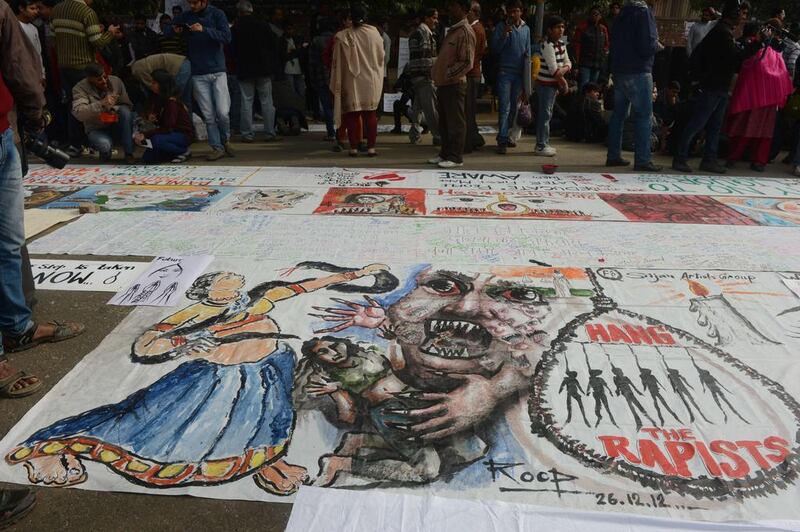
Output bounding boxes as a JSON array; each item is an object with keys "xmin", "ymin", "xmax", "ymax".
[{"xmin": 516, "ymin": 99, "xmax": 532, "ymax": 127}]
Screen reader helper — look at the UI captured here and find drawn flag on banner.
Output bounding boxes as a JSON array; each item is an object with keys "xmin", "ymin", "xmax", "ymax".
[{"xmin": 108, "ymin": 255, "xmax": 213, "ymax": 307}]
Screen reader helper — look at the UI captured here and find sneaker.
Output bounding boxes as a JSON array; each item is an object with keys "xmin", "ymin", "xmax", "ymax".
[
  {"xmin": 605, "ymin": 158, "xmax": 631, "ymax": 167},
  {"xmin": 793, "ymin": 166, "xmax": 800, "ymax": 177},
  {"xmin": 223, "ymin": 141, "xmax": 236, "ymax": 157},
  {"xmin": 671, "ymin": 159, "xmax": 693, "ymax": 173},
  {"xmin": 634, "ymin": 162, "xmax": 663, "ymax": 172},
  {"xmin": 428, "ymin": 156, "xmax": 444, "ymax": 165},
  {"xmin": 438, "ymin": 160, "xmax": 463, "ymax": 169},
  {"xmin": 206, "ymin": 148, "xmax": 225, "ymax": 161},
  {"xmin": 533, "ymin": 146, "xmax": 557, "ymax": 157},
  {"xmin": 698, "ymin": 159, "xmax": 727, "ymax": 174}
]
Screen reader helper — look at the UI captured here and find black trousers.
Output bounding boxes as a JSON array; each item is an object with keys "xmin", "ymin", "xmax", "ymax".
[{"xmin": 437, "ymin": 82, "xmax": 468, "ymax": 164}]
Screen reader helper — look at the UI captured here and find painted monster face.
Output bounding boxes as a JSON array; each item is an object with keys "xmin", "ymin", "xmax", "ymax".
[{"xmin": 387, "ymin": 267, "xmax": 594, "ymax": 384}]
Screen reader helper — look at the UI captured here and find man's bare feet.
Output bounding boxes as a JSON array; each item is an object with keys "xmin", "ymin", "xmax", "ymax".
[
  {"xmin": 23, "ymin": 455, "xmax": 86, "ymax": 486},
  {"xmin": 313, "ymin": 455, "xmax": 352, "ymax": 487},
  {"xmin": 253, "ymin": 459, "xmax": 308, "ymax": 495}
]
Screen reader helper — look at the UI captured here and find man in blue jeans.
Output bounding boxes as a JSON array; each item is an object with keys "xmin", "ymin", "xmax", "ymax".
[
  {"xmin": 0, "ymin": 0, "xmax": 84, "ymax": 400},
  {"xmin": 606, "ymin": 0, "xmax": 661, "ymax": 172},
  {"xmin": 172, "ymin": 0, "xmax": 234, "ymax": 161},
  {"xmin": 672, "ymin": 1, "xmax": 755, "ymax": 174},
  {"xmin": 491, "ymin": 0, "xmax": 531, "ymax": 154}
]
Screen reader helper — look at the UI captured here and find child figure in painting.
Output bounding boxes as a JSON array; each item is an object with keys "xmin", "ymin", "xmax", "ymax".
[{"xmin": 6, "ymin": 264, "xmax": 390, "ymax": 495}]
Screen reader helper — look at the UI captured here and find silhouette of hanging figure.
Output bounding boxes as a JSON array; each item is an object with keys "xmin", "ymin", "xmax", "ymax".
[
  {"xmin": 582, "ymin": 345, "xmax": 618, "ymax": 428},
  {"xmin": 153, "ymin": 282, "xmax": 179, "ymax": 305},
  {"xmin": 118, "ymin": 283, "xmax": 140, "ymax": 304},
  {"xmin": 634, "ymin": 351, "xmax": 683, "ymax": 426},
  {"xmin": 688, "ymin": 351, "xmax": 750, "ymax": 424},
  {"xmin": 657, "ymin": 347, "xmax": 712, "ymax": 424},
  {"xmin": 559, "ymin": 356, "xmax": 591, "ymax": 427},
  {"xmin": 132, "ymin": 281, "xmax": 161, "ymax": 304},
  {"xmin": 605, "ymin": 351, "xmax": 656, "ymax": 430}
]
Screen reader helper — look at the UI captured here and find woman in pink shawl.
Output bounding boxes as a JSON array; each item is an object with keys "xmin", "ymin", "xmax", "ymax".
[
  {"xmin": 725, "ymin": 28, "xmax": 794, "ymax": 171},
  {"xmin": 330, "ymin": 4, "xmax": 385, "ymax": 157}
]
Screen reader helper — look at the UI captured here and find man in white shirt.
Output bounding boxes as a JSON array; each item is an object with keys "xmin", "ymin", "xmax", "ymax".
[
  {"xmin": 686, "ymin": 6, "xmax": 718, "ymax": 57},
  {"xmin": 11, "ymin": 0, "xmax": 44, "ymax": 82}
]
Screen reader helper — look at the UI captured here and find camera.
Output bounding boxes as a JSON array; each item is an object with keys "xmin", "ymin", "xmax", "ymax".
[{"xmin": 19, "ymin": 110, "xmax": 70, "ymax": 175}]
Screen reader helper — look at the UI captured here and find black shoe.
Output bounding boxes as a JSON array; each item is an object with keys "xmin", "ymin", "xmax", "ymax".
[
  {"xmin": 357, "ymin": 141, "xmax": 369, "ymax": 154},
  {"xmin": 633, "ymin": 162, "xmax": 663, "ymax": 172},
  {"xmin": 606, "ymin": 158, "xmax": 631, "ymax": 167},
  {"xmin": 64, "ymin": 145, "xmax": 82, "ymax": 158},
  {"xmin": 672, "ymin": 159, "xmax": 692, "ymax": 173},
  {"xmin": 699, "ymin": 159, "xmax": 727, "ymax": 174},
  {"xmin": 332, "ymin": 143, "xmax": 344, "ymax": 153},
  {"xmin": 507, "ymin": 141, "xmax": 517, "ymax": 148},
  {"xmin": 0, "ymin": 488, "xmax": 36, "ymax": 529},
  {"xmin": 390, "ymin": 127, "xmax": 402, "ymax": 134},
  {"xmin": 750, "ymin": 163, "xmax": 766, "ymax": 172},
  {"xmin": 496, "ymin": 144, "xmax": 507, "ymax": 155}
]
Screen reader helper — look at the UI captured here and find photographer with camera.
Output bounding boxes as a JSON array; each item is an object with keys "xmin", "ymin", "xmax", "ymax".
[
  {"xmin": 0, "ymin": 0, "xmax": 85, "ymax": 525},
  {"xmin": 672, "ymin": 0, "xmax": 760, "ymax": 174}
]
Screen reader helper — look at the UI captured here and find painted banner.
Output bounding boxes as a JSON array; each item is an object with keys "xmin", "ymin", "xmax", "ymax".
[
  {"xmin": 2, "ymin": 260, "xmax": 799, "ymax": 523},
  {"xmin": 109, "ymin": 256, "xmax": 214, "ymax": 307},
  {"xmin": 41, "ymin": 185, "xmax": 232, "ymax": 212},
  {"xmin": 30, "ymin": 260, "xmax": 149, "ymax": 292}
]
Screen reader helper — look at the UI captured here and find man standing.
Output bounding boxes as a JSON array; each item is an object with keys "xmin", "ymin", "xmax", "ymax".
[
  {"xmin": 232, "ymin": 0, "xmax": 280, "ymax": 142},
  {"xmin": 491, "ymin": 1, "xmax": 531, "ymax": 154},
  {"xmin": 429, "ymin": 0, "xmax": 476, "ymax": 168},
  {"xmin": 686, "ymin": 6, "xmax": 718, "ymax": 58},
  {"xmin": 407, "ymin": 8, "xmax": 440, "ymax": 145},
  {"xmin": 573, "ymin": 5, "xmax": 608, "ymax": 89},
  {"xmin": 11, "ymin": 0, "xmax": 44, "ymax": 82},
  {"xmin": 673, "ymin": 1, "xmax": 756, "ymax": 174},
  {"xmin": 52, "ymin": 0, "xmax": 120, "ymax": 156},
  {"xmin": 606, "ymin": 0, "xmax": 661, "ymax": 172},
  {"xmin": 465, "ymin": 1, "xmax": 486, "ymax": 153},
  {"xmin": 72, "ymin": 63, "xmax": 134, "ymax": 163},
  {"xmin": 128, "ymin": 13, "xmax": 159, "ymax": 60},
  {"xmin": 172, "ymin": 0, "xmax": 233, "ymax": 161}
]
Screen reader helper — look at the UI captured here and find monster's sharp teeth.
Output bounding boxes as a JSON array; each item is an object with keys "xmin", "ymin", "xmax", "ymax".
[{"xmin": 459, "ymin": 348, "xmax": 468, "ymax": 357}]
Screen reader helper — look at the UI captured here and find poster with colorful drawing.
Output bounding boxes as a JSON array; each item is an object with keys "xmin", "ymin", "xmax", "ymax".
[
  {"xmin": 41, "ymin": 185, "xmax": 231, "ymax": 212},
  {"xmin": 24, "ymin": 186, "xmax": 86, "ymax": 209},
  {"xmin": 314, "ymin": 188, "xmax": 426, "ymax": 216},
  {"xmin": 2, "ymin": 260, "xmax": 798, "ymax": 523},
  {"xmin": 598, "ymin": 194, "xmax": 759, "ymax": 225},
  {"xmin": 713, "ymin": 197, "xmax": 800, "ymax": 227}
]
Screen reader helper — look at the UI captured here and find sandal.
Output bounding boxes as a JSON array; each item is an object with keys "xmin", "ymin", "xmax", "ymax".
[
  {"xmin": 171, "ymin": 154, "xmax": 188, "ymax": 163},
  {"xmin": 0, "ymin": 369, "xmax": 43, "ymax": 398},
  {"xmin": 3, "ymin": 321, "xmax": 85, "ymax": 354}
]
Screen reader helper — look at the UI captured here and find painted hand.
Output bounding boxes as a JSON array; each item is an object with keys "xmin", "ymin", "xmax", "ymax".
[
  {"xmin": 306, "ymin": 376, "xmax": 340, "ymax": 396},
  {"xmin": 310, "ymin": 296, "xmax": 388, "ymax": 334},
  {"xmin": 180, "ymin": 337, "xmax": 219, "ymax": 357},
  {"xmin": 388, "ymin": 374, "xmax": 496, "ymax": 441},
  {"xmin": 358, "ymin": 263, "xmax": 390, "ymax": 276}
]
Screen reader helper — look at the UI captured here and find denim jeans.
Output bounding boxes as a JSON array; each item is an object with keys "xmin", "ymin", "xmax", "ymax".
[
  {"xmin": 607, "ymin": 73, "xmax": 654, "ymax": 166},
  {"xmin": 318, "ymin": 87, "xmax": 335, "ymax": 137},
  {"xmin": 142, "ymin": 132, "xmax": 191, "ymax": 163},
  {"xmin": 496, "ymin": 69, "xmax": 523, "ymax": 145},
  {"xmin": 193, "ymin": 72, "xmax": 231, "ymax": 150},
  {"xmin": 676, "ymin": 89, "xmax": 729, "ymax": 163},
  {"xmin": 175, "ymin": 59, "xmax": 193, "ymax": 109},
  {"xmin": 0, "ymin": 128, "xmax": 33, "ymax": 355},
  {"xmin": 239, "ymin": 77, "xmax": 277, "ymax": 139},
  {"xmin": 287, "ymin": 73, "xmax": 306, "ymax": 99},
  {"xmin": 580, "ymin": 66, "xmax": 600, "ymax": 89},
  {"xmin": 536, "ymin": 84, "xmax": 558, "ymax": 149},
  {"xmin": 86, "ymin": 106, "xmax": 135, "ymax": 158}
]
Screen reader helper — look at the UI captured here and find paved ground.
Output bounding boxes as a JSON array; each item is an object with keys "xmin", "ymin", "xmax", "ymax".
[{"xmin": 2, "ymin": 116, "xmax": 796, "ymax": 531}]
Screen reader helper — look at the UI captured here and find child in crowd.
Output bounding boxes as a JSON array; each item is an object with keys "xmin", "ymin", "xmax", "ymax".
[
  {"xmin": 535, "ymin": 15, "xmax": 571, "ymax": 157},
  {"xmin": 135, "ymin": 69, "xmax": 193, "ymax": 164},
  {"xmin": 566, "ymin": 82, "xmax": 607, "ymax": 143}
]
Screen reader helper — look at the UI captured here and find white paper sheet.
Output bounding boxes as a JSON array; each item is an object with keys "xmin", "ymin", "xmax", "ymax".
[
  {"xmin": 24, "ymin": 208, "xmax": 80, "ymax": 238},
  {"xmin": 108, "ymin": 255, "xmax": 213, "ymax": 306},
  {"xmin": 30, "ymin": 259, "xmax": 149, "ymax": 292}
]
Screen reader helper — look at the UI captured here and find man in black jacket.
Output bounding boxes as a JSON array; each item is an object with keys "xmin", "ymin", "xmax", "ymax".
[
  {"xmin": 232, "ymin": 0, "xmax": 280, "ymax": 142},
  {"xmin": 673, "ymin": 0, "xmax": 759, "ymax": 174}
]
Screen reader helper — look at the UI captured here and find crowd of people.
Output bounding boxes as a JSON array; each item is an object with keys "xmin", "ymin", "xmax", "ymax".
[
  {"xmin": 1, "ymin": 0, "xmax": 800, "ymax": 175},
  {"xmin": 1, "ymin": 0, "xmax": 797, "ymax": 173}
]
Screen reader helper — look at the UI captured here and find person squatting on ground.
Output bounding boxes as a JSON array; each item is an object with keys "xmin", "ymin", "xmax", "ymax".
[
  {"xmin": 406, "ymin": 7, "xmax": 441, "ymax": 146},
  {"xmin": 535, "ymin": 15, "xmax": 572, "ymax": 158},
  {"xmin": 491, "ymin": 0, "xmax": 530, "ymax": 155},
  {"xmin": 330, "ymin": 4, "xmax": 385, "ymax": 157},
  {"xmin": 0, "ymin": 1, "xmax": 86, "ymax": 523},
  {"xmin": 606, "ymin": 0, "xmax": 661, "ymax": 172},
  {"xmin": 71, "ymin": 63, "xmax": 135, "ymax": 163},
  {"xmin": 429, "ymin": 0, "xmax": 476, "ymax": 168},
  {"xmin": 170, "ymin": 0, "xmax": 234, "ymax": 161},
  {"xmin": 131, "ymin": 53, "xmax": 192, "ymax": 110},
  {"xmin": 136, "ymin": 69, "xmax": 194, "ymax": 164}
]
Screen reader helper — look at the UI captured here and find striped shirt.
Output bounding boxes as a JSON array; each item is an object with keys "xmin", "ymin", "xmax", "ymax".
[
  {"xmin": 52, "ymin": 0, "xmax": 113, "ymax": 70},
  {"xmin": 537, "ymin": 38, "xmax": 571, "ymax": 86},
  {"xmin": 406, "ymin": 23, "xmax": 436, "ymax": 80}
]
